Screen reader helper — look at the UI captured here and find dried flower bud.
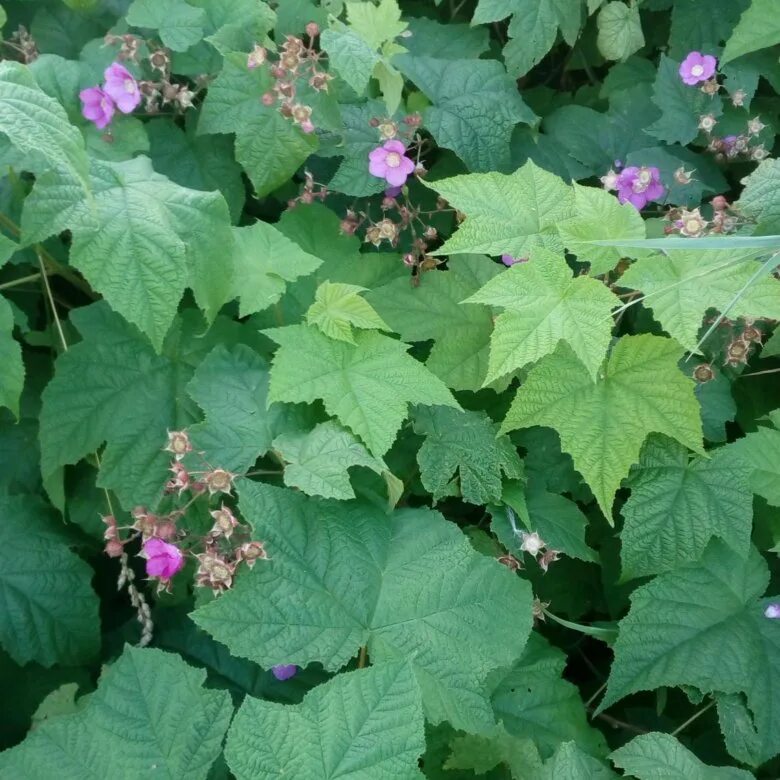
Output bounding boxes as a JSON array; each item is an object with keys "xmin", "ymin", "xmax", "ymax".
[
  {"xmin": 271, "ymin": 65, "xmax": 286, "ymax": 79},
  {"xmin": 238, "ymin": 541, "xmax": 268, "ymax": 568},
  {"xmin": 309, "ymin": 71, "xmax": 332, "ymax": 92},
  {"xmin": 600, "ymin": 169, "xmax": 619, "ymax": 191},
  {"xmin": 280, "ymin": 51, "xmax": 300, "ymax": 71},
  {"xmin": 369, "ymin": 117, "xmax": 380, "ymax": 128},
  {"xmin": 291, "ymin": 104, "xmax": 312, "ymax": 123},
  {"xmin": 423, "ymin": 226, "xmax": 438, "ymax": 240},
  {"xmin": 700, "ymin": 78, "xmax": 719, "ymax": 96},
  {"xmin": 532, "ymin": 598, "xmax": 550, "ymax": 621},
  {"xmin": 538, "ymin": 549, "xmax": 561, "ymax": 573},
  {"xmin": 247, "ymin": 45, "xmax": 267, "ymax": 70},
  {"xmin": 747, "ymin": 116, "xmax": 766, "ymax": 135},
  {"xmin": 497, "ymin": 553, "xmax": 522, "ymax": 572},
  {"xmin": 698, "ymin": 113, "xmax": 717, "ymax": 132},
  {"xmin": 677, "ymin": 208, "xmax": 707, "ymax": 237},
  {"xmin": 149, "ymin": 49, "xmax": 170, "ymax": 73},
  {"xmin": 711, "ymin": 195, "xmax": 728, "ymax": 211},
  {"xmin": 204, "ymin": 468, "xmax": 235, "ymax": 495},
  {"xmin": 156, "ymin": 519, "xmax": 178, "ymax": 541},
  {"xmin": 104, "ymin": 539, "xmax": 125, "ymax": 558},
  {"xmin": 196, "ymin": 552, "xmax": 235, "ymax": 594},
  {"xmin": 210, "ymin": 505, "xmax": 239, "ymax": 539},
  {"xmin": 165, "ymin": 430, "xmax": 192, "ymax": 460},
  {"xmin": 692, "ymin": 363, "xmax": 715, "ymax": 383},
  {"xmin": 674, "ymin": 166, "xmax": 694, "ymax": 185},
  {"xmin": 403, "ymin": 253, "xmax": 416, "ymax": 267},
  {"xmin": 751, "ymin": 144, "xmax": 770, "ymax": 161},
  {"xmin": 305, "ymin": 22, "xmax": 320, "ymax": 38},
  {"xmin": 725, "ymin": 339, "xmax": 751, "ymax": 366},
  {"xmin": 166, "ymin": 462, "xmax": 190, "ymax": 495},
  {"xmin": 340, "ymin": 217, "xmax": 358, "ymax": 235},
  {"xmin": 378, "ymin": 120, "xmax": 398, "ymax": 140},
  {"xmin": 403, "ymin": 113, "xmax": 422, "ymax": 127},
  {"xmin": 731, "ymin": 88, "xmax": 746, "ymax": 107},
  {"xmin": 519, "ymin": 531, "xmax": 545, "ymax": 557},
  {"xmin": 376, "ymin": 218, "xmax": 398, "ymax": 242},
  {"xmin": 742, "ymin": 323, "xmax": 763, "ymax": 344}
]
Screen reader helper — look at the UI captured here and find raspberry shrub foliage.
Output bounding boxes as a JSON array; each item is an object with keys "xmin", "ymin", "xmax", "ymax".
[{"xmin": 1, "ymin": 0, "xmax": 780, "ymax": 777}]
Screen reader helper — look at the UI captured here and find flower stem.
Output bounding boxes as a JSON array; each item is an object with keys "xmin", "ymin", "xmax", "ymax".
[
  {"xmin": 0, "ymin": 272, "xmax": 41, "ymax": 290},
  {"xmin": 671, "ymin": 699, "xmax": 716, "ymax": 737},
  {"xmin": 357, "ymin": 645, "xmax": 368, "ymax": 668}
]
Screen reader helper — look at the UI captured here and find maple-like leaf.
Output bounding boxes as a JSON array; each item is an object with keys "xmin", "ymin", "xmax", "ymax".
[
  {"xmin": 465, "ymin": 247, "xmax": 620, "ymax": 382},
  {"xmin": 501, "ymin": 335, "xmax": 703, "ymax": 519},
  {"xmin": 306, "ymin": 282, "xmax": 390, "ymax": 343}
]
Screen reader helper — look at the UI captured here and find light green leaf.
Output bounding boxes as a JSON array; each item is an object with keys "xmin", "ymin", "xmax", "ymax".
[
  {"xmin": 22, "ymin": 157, "xmax": 235, "ymax": 351},
  {"xmin": 366, "ymin": 256, "xmax": 502, "ymax": 392},
  {"xmin": 620, "ymin": 437, "xmax": 753, "ymax": 580},
  {"xmin": 601, "ymin": 542, "xmax": 780, "ymax": 764},
  {"xmin": 722, "ymin": 0, "xmax": 780, "ymax": 64},
  {"xmin": 306, "ymin": 282, "xmax": 389, "ymax": 343},
  {"xmin": 199, "ymin": 54, "xmax": 317, "ymax": 196},
  {"xmin": 611, "ymin": 732, "xmax": 754, "ymax": 780},
  {"xmin": 430, "ymin": 161, "xmax": 575, "ymax": 257},
  {"xmin": 230, "ymin": 221, "xmax": 322, "ymax": 317},
  {"xmin": 446, "ymin": 726, "xmax": 542, "ymax": 778},
  {"xmin": 501, "ymin": 335, "xmax": 703, "ymax": 519},
  {"xmin": 736, "ymin": 158, "xmax": 780, "ymax": 233},
  {"xmin": 320, "ymin": 26, "xmax": 379, "ymax": 96},
  {"xmin": 126, "ymin": 0, "xmax": 206, "ymax": 51},
  {"xmin": 265, "ymin": 325, "xmax": 459, "ymax": 457},
  {"xmin": 647, "ymin": 55, "xmax": 723, "ymax": 146},
  {"xmin": 404, "ymin": 17, "xmax": 490, "ymax": 59},
  {"xmin": 0, "ymin": 61, "xmax": 89, "ymax": 192},
  {"xmin": 540, "ymin": 742, "xmax": 618, "ymax": 779},
  {"xmin": 395, "ymin": 55, "xmax": 535, "ymax": 172},
  {"xmin": 724, "ymin": 418, "xmax": 780, "ymax": 506},
  {"xmin": 346, "ymin": 0, "xmax": 407, "ymax": 51},
  {"xmin": 0, "ymin": 494, "xmax": 99, "ymax": 667},
  {"xmin": 414, "ymin": 406, "xmax": 523, "ymax": 505},
  {"xmin": 465, "ymin": 247, "xmax": 620, "ymax": 382},
  {"xmin": 226, "ymin": 663, "xmax": 425, "ymax": 780},
  {"xmin": 490, "ymin": 633, "xmax": 608, "ymax": 759},
  {"xmin": 0, "ymin": 295, "xmax": 23, "ymax": 417},
  {"xmin": 559, "ymin": 184, "xmax": 646, "ymax": 276},
  {"xmin": 0, "ymin": 645, "xmax": 233, "ymax": 780},
  {"xmin": 82, "ymin": 116, "xmax": 150, "ymax": 163},
  {"xmin": 619, "ymin": 249, "xmax": 780, "ymax": 353},
  {"xmin": 596, "ymin": 1, "xmax": 644, "ymax": 61},
  {"xmin": 193, "ymin": 482, "xmax": 533, "ymax": 732},
  {"xmin": 274, "ymin": 420, "xmax": 386, "ymax": 500},
  {"xmin": 187, "ymin": 344, "xmax": 306, "ymax": 474},
  {"xmin": 374, "ymin": 59, "xmax": 404, "ymax": 115}
]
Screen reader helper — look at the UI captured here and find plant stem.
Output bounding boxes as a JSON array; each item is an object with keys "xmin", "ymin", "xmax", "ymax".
[
  {"xmin": 38, "ymin": 250, "xmax": 68, "ymax": 354},
  {"xmin": 588, "ymin": 708, "xmax": 650, "ymax": 736},
  {"xmin": 542, "ymin": 608, "xmax": 619, "ymax": 641},
  {"xmin": 0, "ymin": 272, "xmax": 41, "ymax": 290},
  {"xmin": 584, "ymin": 681, "xmax": 607, "ymax": 708},
  {"xmin": 671, "ymin": 700, "xmax": 716, "ymax": 737},
  {"xmin": 357, "ymin": 645, "xmax": 368, "ymax": 668}
]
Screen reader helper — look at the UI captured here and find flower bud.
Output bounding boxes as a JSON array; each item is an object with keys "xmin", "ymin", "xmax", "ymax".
[
  {"xmin": 305, "ymin": 22, "xmax": 320, "ymax": 38},
  {"xmin": 204, "ymin": 468, "xmax": 235, "ymax": 495},
  {"xmin": 711, "ymin": 195, "xmax": 728, "ymax": 211},
  {"xmin": 104, "ymin": 539, "xmax": 125, "ymax": 558},
  {"xmin": 693, "ymin": 363, "xmax": 715, "ymax": 383},
  {"xmin": 247, "ymin": 45, "xmax": 267, "ymax": 70},
  {"xmin": 698, "ymin": 113, "xmax": 717, "ymax": 132}
]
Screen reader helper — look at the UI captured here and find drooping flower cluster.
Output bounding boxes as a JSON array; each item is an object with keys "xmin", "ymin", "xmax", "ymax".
[
  {"xmin": 602, "ymin": 165, "xmax": 665, "ymax": 210},
  {"xmin": 80, "ymin": 62, "xmax": 141, "ymax": 129}
]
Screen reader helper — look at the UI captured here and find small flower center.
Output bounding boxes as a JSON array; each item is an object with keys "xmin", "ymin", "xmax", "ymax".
[
  {"xmin": 124, "ymin": 78, "xmax": 136, "ymax": 93},
  {"xmin": 690, "ymin": 64, "xmax": 704, "ymax": 77},
  {"xmin": 385, "ymin": 152, "xmax": 401, "ymax": 168}
]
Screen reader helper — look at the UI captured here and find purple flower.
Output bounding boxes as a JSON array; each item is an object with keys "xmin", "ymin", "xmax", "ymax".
[
  {"xmin": 368, "ymin": 140, "xmax": 416, "ymax": 187},
  {"xmin": 501, "ymin": 254, "xmax": 528, "ymax": 266},
  {"xmin": 272, "ymin": 664, "xmax": 298, "ymax": 680},
  {"xmin": 385, "ymin": 185, "xmax": 403, "ymax": 198},
  {"xmin": 679, "ymin": 52, "xmax": 717, "ymax": 86},
  {"xmin": 765, "ymin": 603, "xmax": 780, "ymax": 619},
  {"xmin": 102, "ymin": 62, "xmax": 141, "ymax": 114},
  {"xmin": 616, "ymin": 166, "xmax": 665, "ymax": 210},
  {"xmin": 79, "ymin": 86, "xmax": 115, "ymax": 129},
  {"xmin": 141, "ymin": 538, "xmax": 184, "ymax": 580}
]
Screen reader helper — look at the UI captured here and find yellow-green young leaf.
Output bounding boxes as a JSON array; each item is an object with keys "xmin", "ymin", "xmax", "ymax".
[
  {"xmin": 126, "ymin": 0, "xmax": 206, "ymax": 51},
  {"xmin": 430, "ymin": 161, "xmax": 575, "ymax": 257},
  {"xmin": 320, "ymin": 25, "xmax": 380, "ymax": 96},
  {"xmin": 0, "ymin": 295, "xmax": 23, "ymax": 417},
  {"xmin": 724, "ymin": 416, "xmax": 780, "ymax": 507},
  {"xmin": 601, "ymin": 542, "xmax": 780, "ymax": 764},
  {"xmin": 366, "ymin": 255, "xmax": 502, "ymax": 392},
  {"xmin": 596, "ymin": 1, "xmax": 644, "ymax": 62},
  {"xmin": 0, "ymin": 646, "xmax": 233, "ymax": 779},
  {"xmin": 736, "ymin": 158, "xmax": 780, "ymax": 233},
  {"xmin": 413, "ymin": 406, "xmax": 524, "ymax": 505},
  {"xmin": 226, "ymin": 664, "xmax": 425, "ymax": 780},
  {"xmin": 558, "ymin": 183, "xmax": 646, "ymax": 276},
  {"xmin": 501, "ymin": 335, "xmax": 703, "ymax": 519},
  {"xmin": 373, "ymin": 59, "xmax": 404, "ymax": 114},
  {"xmin": 465, "ymin": 247, "xmax": 620, "ymax": 383},
  {"xmin": 22, "ymin": 157, "xmax": 235, "ymax": 351},
  {"xmin": 619, "ymin": 249, "xmax": 780, "ymax": 353},
  {"xmin": 0, "ymin": 494, "xmax": 99, "ymax": 667},
  {"xmin": 620, "ymin": 437, "xmax": 753, "ymax": 580},
  {"xmin": 274, "ymin": 420, "xmax": 387, "ymax": 500},
  {"xmin": 722, "ymin": 0, "xmax": 780, "ymax": 64},
  {"xmin": 265, "ymin": 324, "xmax": 459, "ymax": 457},
  {"xmin": 194, "ymin": 482, "xmax": 533, "ymax": 732},
  {"xmin": 346, "ymin": 0, "xmax": 407, "ymax": 51},
  {"xmin": 611, "ymin": 733, "xmax": 753, "ymax": 780},
  {"xmin": 230, "ymin": 221, "xmax": 322, "ymax": 317},
  {"xmin": 306, "ymin": 282, "xmax": 390, "ymax": 343}
]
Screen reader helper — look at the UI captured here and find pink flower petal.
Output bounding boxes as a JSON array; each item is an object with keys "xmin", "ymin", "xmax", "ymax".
[
  {"xmin": 385, "ymin": 167, "xmax": 408, "ymax": 187},
  {"xmin": 383, "ymin": 139, "xmax": 406, "ymax": 154}
]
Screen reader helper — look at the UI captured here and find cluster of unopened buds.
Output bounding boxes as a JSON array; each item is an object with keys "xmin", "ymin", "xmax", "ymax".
[
  {"xmin": 248, "ymin": 23, "xmax": 329, "ymax": 134},
  {"xmin": 665, "ymin": 195, "xmax": 742, "ymax": 238},
  {"xmin": 287, "ymin": 171, "xmax": 329, "ymax": 210},
  {"xmin": 102, "ymin": 430, "xmax": 268, "ymax": 596}
]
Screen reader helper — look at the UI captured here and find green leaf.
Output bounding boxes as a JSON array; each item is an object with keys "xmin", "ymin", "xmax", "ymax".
[
  {"xmin": 501, "ymin": 335, "xmax": 704, "ymax": 519},
  {"xmin": 265, "ymin": 324, "xmax": 459, "ymax": 457},
  {"xmin": 620, "ymin": 437, "xmax": 753, "ymax": 580},
  {"xmin": 187, "ymin": 344, "xmax": 305, "ymax": 474},
  {"xmin": 366, "ymin": 256, "xmax": 502, "ymax": 392},
  {"xmin": 596, "ymin": 1, "xmax": 643, "ymax": 61},
  {"xmin": 198, "ymin": 54, "xmax": 317, "ymax": 196},
  {"xmin": 724, "ymin": 419, "xmax": 780, "ymax": 506},
  {"xmin": 403, "ymin": 17, "xmax": 490, "ymax": 59},
  {"xmin": 126, "ymin": 0, "xmax": 206, "ymax": 51},
  {"xmin": 23, "ymin": 157, "xmax": 235, "ymax": 351},
  {"xmin": 0, "ymin": 645, "xmax": 233, "ymax": 779},
  {"xmin": 346, "ymin": 0, "xmax": 407, "ymax": 51},
  {"xmin": 722, "ymin": 0, "xmax": 780, "ymax": 64},
  {"xmin": 430, "ymin": 161, "xmax": 575, "ymax": 257},
  {"xmin": 226, "ymin": 663, "xmax": 425, "ymax": 780},
  {"xmin": 611, "ymin": 732, "xmax": 754, "ymax": 780},
  {"xmin": 306, "ymin": 282, "xmax": 389, "ymax": 343},
  {"xmin": 274, "ymin": 420, "xmax": 386, "ymax": 500},
  {"xmin": 193, "ymin": 482, "xmax": 534, "ymax": 731},
  {"xmin": 736, "ymin": 158, "xmax": 780, "ymax": 233},
  {"xmin": 600, "ymin": 542, "xmax": 780, "ymax": 763},
  {"xmin": 619, "ymin": 248, "xmax": 780, "ymax": 353},
  {"xmin": 230, "ymin": 221, "xmax": 322, "ymax": 317},
  {"xmin": 0, "ymin": 61, "xmax": 89, "ymax": 192},
  {"xmin": 414, "ymin": 406, "xmax": 523, "ymax": 505},
  {"xmin": 647, "ymin": 55, "xmax": 723, "ymax": 146},
  {"xmin": 0, "ymin": 295, "xmax": 23, "ymax": 417},
  {"xmin": 539, "ymin": 742, "xmax": 618, "ymax": 779},
  {"xmin": 395, "ymin": 55, "xmax": 535, "ymax": 172},
  {"xmin": 490, "ymin": 633, "xmax": 608, "ymax": 759},
  {"xmin": 465, "ymin": 247, "xmax": 620, "ymax": 382},
  {"xmin": 0, "ymin": 494, "xmax": 99, "ymax": 667},
  {"xmin": 559, "ymin": 184, "xmax": 646, "ymax": 276},
  {"xmin": 320, "ymin": 26, "xmax": 379, "ymax": 96},
  {"xmin": 446, "ymin": 725, "xmax": 542, "ymax": 778},
  {"xmin": 147, "ymin": 118, "xmax": 245, "ymax": 222}
]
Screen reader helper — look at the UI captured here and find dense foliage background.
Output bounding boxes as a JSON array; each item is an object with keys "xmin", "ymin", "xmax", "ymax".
[{"xmin": 0, "ymin": 0, "xmax": 779, "ymax": 777}]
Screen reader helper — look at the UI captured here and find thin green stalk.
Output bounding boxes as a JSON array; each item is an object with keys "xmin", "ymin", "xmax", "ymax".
[
  {"xmin": 671, "ymin": 700, "xmax": 716, "ymax": 737},
  {"xmin": 0, "ymin": 271, "xmax": 41, "ymax": 290}
]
